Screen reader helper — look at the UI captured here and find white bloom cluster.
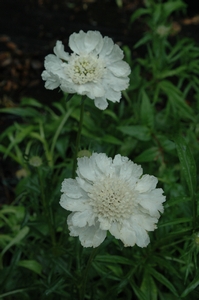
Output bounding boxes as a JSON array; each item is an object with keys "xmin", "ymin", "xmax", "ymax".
[
  {"xmin": 60, "ymin": 153, "xmax": 166, "ymax": 248},
  {"xmin": 42, "ymin": 30, "xmax": 130, "ymax": 110}
]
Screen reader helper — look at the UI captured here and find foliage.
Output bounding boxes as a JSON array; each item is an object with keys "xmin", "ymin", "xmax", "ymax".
[{"xmin": 0, "ymin": 0, "xmax": 199, "ymax": 299}]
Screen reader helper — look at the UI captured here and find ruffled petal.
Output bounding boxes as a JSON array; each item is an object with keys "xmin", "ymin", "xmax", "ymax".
[
  {"xmin": 94, "ymin": 97, "xmax": 108, "ymax": 110},
  {"xmin": 77, "ymin": 156, "xmax": 98, "ymax": 182},
  {"xmin": 60, "ymin": 194, "xmax": 89, "ymax": 212},
  {"xmin": 105, "ymin": 88, "xmax": 121, "ymax": 102},
  {"xmin": 104, "ymin": 44, "xmax": 124, "ymax": 65},
  {"xmin": 71, "ymin": 210, "xmax": 94, "ymax": 227},
  {"xmin": 84, "ymin": 31, "xmax": 103, "ymax": 54},
  {"xmin": 104, "ymin": 70, "xmax": 130, "ymax": 91},
  {"xmin": 44, "ymin": 54, "xmax": 63, "ymax": 72},
  {"xmin": 69, "ymin": 30, "xmax": 87, "ymax": 54},
  {"xmin": 67, "ymin": 214, "xmax": 106, "ymax": 247},
  {"xmin": 108, "ymin": 61, "xmax": 131, "ymax": 77},
  {"xmin": 99, "ymin": 36, "xmax": 114, "ymax": 58},
  {"xmin": 120, "ymin": 223, "xmax": 137, "ymax": 247},
  {"xmin": 76, "ymin": 82, "xmax": 105, "ymax": 99},
  {"xmin": 91, "ymin": 153, "xmax": 113, "ymax": 176},
  {"xmin": 135, "ymin": 175, "xmax": 158, "ymax": 193},
  {"xmin": 61, "ymin": 178, "xmax": 84, "ymax": 198},
  {"xmin": 53, "ymin": 40, "xmax": 69, "ymax": 61},
  {"xmin": 139, "ymin": 188, "xmax": 166, "ymax": 217},
  {"xmin": 41, "ymin": 70, "xmax": 60, "ymax": 90}
]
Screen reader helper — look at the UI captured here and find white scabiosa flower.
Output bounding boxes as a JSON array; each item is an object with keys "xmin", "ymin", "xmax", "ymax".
[
  {"xmin": 60, "ymin": 153, "xmax": 166, "ymax": 248},
  {"xmin": 42, "ymin": 30, "xmax": 131, "ymax": 110}
]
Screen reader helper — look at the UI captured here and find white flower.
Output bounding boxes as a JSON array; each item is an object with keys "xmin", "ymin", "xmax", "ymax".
[
  {"xmin": 60, "ymin": 153, "xmax": 166, "ymax": 248},
  {"xmin": 42, "ymin": 30, "xmax": 131, "ymax": 110}
]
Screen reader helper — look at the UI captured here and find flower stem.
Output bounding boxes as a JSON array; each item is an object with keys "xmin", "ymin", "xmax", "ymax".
[
  {"xmin": 79, "ymin": 248, "xmax": 98, "ymax": 300},
  {"xmin": 38, "ymin": 168, "xmax": 56, "ymax": 247},
  {"xmin": 72, "ymin": 96, "xmax": 85, "ymax": 179}
]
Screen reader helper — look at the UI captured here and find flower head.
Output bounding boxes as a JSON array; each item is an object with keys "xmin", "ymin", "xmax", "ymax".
[
  {"xmin": 60, "ymin": 153, "xmax": 166, "ymax": 248},
  {"xmin": 42, "ymin": 30, "xmax": 130, "ymax": 110}
]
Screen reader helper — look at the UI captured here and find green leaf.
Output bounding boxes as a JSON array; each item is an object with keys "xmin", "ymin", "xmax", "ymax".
[
  {"xmin": 20, "ymin": 97, "xmax": 43, "ymax": 107},
  {"xmin": 117, "ymin": 125, "xmax": 151, "ymax": 141},
  {"xmin": 17, "ymin": 260, "xmax": 42, "ymax": 275},
  {"xmin": 131, "ymin": 281, "xmax": 149, "ymax": 300},
  {"xmin": 174, "ymin": 135, "xmax": 197, "ymax": 197},
  {"xmin": 163, "ymin": 1, "xmax": 186, "ymax": 18},
  {"xmin": 159, "ymin": 81, "xmax": 194, "ymax": 121},
  {"xmin": 159, "ymin": 217, "xmax": 192, "ymax": 228},
  {"xmin": 1, "ymin": 226, "xmax": 29, "ymax": 257},
  {"xmin": 158, "ymin": 66, "xmax": 187, "ymax": 79},
  {"xmin": 140, "ymin": 90, "xmax": 154, "ymax": 129},
  {"xmin": 141, "ymin": 272, "xmax": 158, "ymax": 300},
  {"xmin": 134, "ymin": 34, "xmax": 152, "ymax": 49},
  {"xmin": 95, "ymin": 255, "xmax": 134, "ymax": 266},
  {"xmin": 181, "ymin": 271, "xmax": 199, "ymax": 297},
  {"xmin": 149, "ymin": 268, "xmax": 179, "ymax": 297},
  {"xmin": 101, "ymin": 135, "xmax": 123, "ymax": 145},
  {"xmin": 0, "ymin": 107, "xmax": 42, "ymax": 118},
  {"xmin": 130, "ymin": 8, "xmax": 150, "ymax": 23},
  {"xmin": 134, "ymin": 147, "xmax": 160, "ymax": 163}
]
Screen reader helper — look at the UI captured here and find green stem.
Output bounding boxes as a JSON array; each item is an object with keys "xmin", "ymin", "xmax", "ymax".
[
  {"xmin": 38, "ymin": 169, "xmax": 56, "ymax": 247},
  {"xmin": 72, "ymin": 97, "xmax": 85, "ymax": 179},
  {"xmin": 79, "ymin": 248, "xmax": 98, "ymax": 300}
]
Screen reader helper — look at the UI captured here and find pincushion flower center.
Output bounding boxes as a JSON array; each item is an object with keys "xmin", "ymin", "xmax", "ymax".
[
  {"xmin": 67, "ymin": 54, "xmax": 105, "ymax": 84},
  {"xmin": 88, "ymin": 177, "xmax": 136, "ymax": 221}
]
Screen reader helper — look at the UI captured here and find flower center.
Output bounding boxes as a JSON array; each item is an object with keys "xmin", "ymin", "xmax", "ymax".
[
  {"xmin": 88, "ymin": 177, "xmax": 137, "ymax": 222},
  {"xmin": 66, "ymin": 54, "xmax": 105, "ymax": 84}
]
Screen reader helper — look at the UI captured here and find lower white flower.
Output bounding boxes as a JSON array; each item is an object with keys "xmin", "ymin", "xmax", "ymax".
[
  {"xmin": 41, "ymin": 30, "xmax": 131, "ymax": 110},
  {"xmin": 60, "ymin": 153, "xmax": 166, "ymax": 248}
]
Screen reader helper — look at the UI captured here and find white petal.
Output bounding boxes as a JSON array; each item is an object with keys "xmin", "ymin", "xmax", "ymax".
[
  {"xmin": 105, "ymin": 44, "xmax": 124, "ymax": 65},
  {"xmin": 84, "ymin": 31, "xmax": 103, "ymax": 54},
  {"xmin": 69, "ymin": 30, "xmax": 86, "ymax": 54},
  {"xmin": 139, "ymin": 189, "xmax": 166, "ymax": 216},
  {"xmin": 61, "ymin": 178, "xmax": 84, "ymax": 198},
  {"xmin": 67, "ymin": 215, "xmax": 106, "ymax": 247},
  {"xmin": 59, "ymin": 194, "xmax": 89, "ymax": 212},
  {"xmin": 120, "ymin": 223, "xmax": 137, "ymax": 247},
  {"xmin": 77, "ymin": 156, "xmax": 98, "ymax": 182},
  {"xmin": 60, "ymin": 80, "xmax": 77, "ymax": 93},
  {"xmin": 105, "ymin": 88, "xmax": 121, "ymax": 102},
  {"xmin": 104, "ymin": 70, "xmax": 130, "ymax": 91},
  {"xmin": 130, "ymin": 223, "xmax": 150, "ymax": 248},
  {"xmin": 136, "ymin": 175, "xmax": 158, "ymax": 193},
  {"xmin": 53, "ymin": 40, "xmax": 69, "ymax": 61},
  {"xmin": 119, "ymin": 161, "xmax": 136, "ymax": 181},
  {"xmin": 130, "ymin": 214, "xmax": 157, "ymax": 231},
  {"xmin": 44, "ymin": 54, "xmax": 63, "ymax": 72},
  {"xmin": 41, "ymin": 71, "xmax": 60, "ymax": 90},
  {"xmin": 108, "ymin": 61, "xmax": 131, "ymax": 77},
  {"xmin": 94, "ymin": 97, "xmax": 108, "ymax": 110},
  {"xmin": 76, "ymin": 177, "xmax": 92, "ymax": 193},
  {"xmin": 79, "ymin": 224, "xmax": 106, "ymax": 247},
  {"xmin": 98, "ymin": 216, "xmax": 111, "ymax": 230},
  {"xmin": 71, "ymin": 210, "xmax": 94, "ymax": 227},
  {"xmin": 91, "ymin": 153, "xmax": 113, "ymax": 176},
  {"xmin": 109, "ymin": 222, "xmax": 122, "ymax": 239},
  {"xmin": 76, "ymin": 82, "xmax": 105, "ymax": 99},
  {"xmin": 112, "ymin": 154, "xmax": 129, "ymax": 167},
  {"xmin": 99, "ymin": 36, "xmax": 114, "ymax": 58}
]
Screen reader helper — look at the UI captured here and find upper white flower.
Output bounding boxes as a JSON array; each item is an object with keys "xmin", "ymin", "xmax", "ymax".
[
  {"xmin": 60, "ymin": 153, "xmax": 166, "ymax": 248},
  {"xmin": 41, "ymin": 30, "xmax": 131, "ymax": 110}
]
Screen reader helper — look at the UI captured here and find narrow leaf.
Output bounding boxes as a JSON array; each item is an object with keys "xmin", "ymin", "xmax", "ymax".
[
  {"xmin": 174, "ymin": 135, "xmax": 197, "ymax": 197},
  {"xmin": 17, "ymin": 260, "xmax": 42, "ymax": 275}
]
